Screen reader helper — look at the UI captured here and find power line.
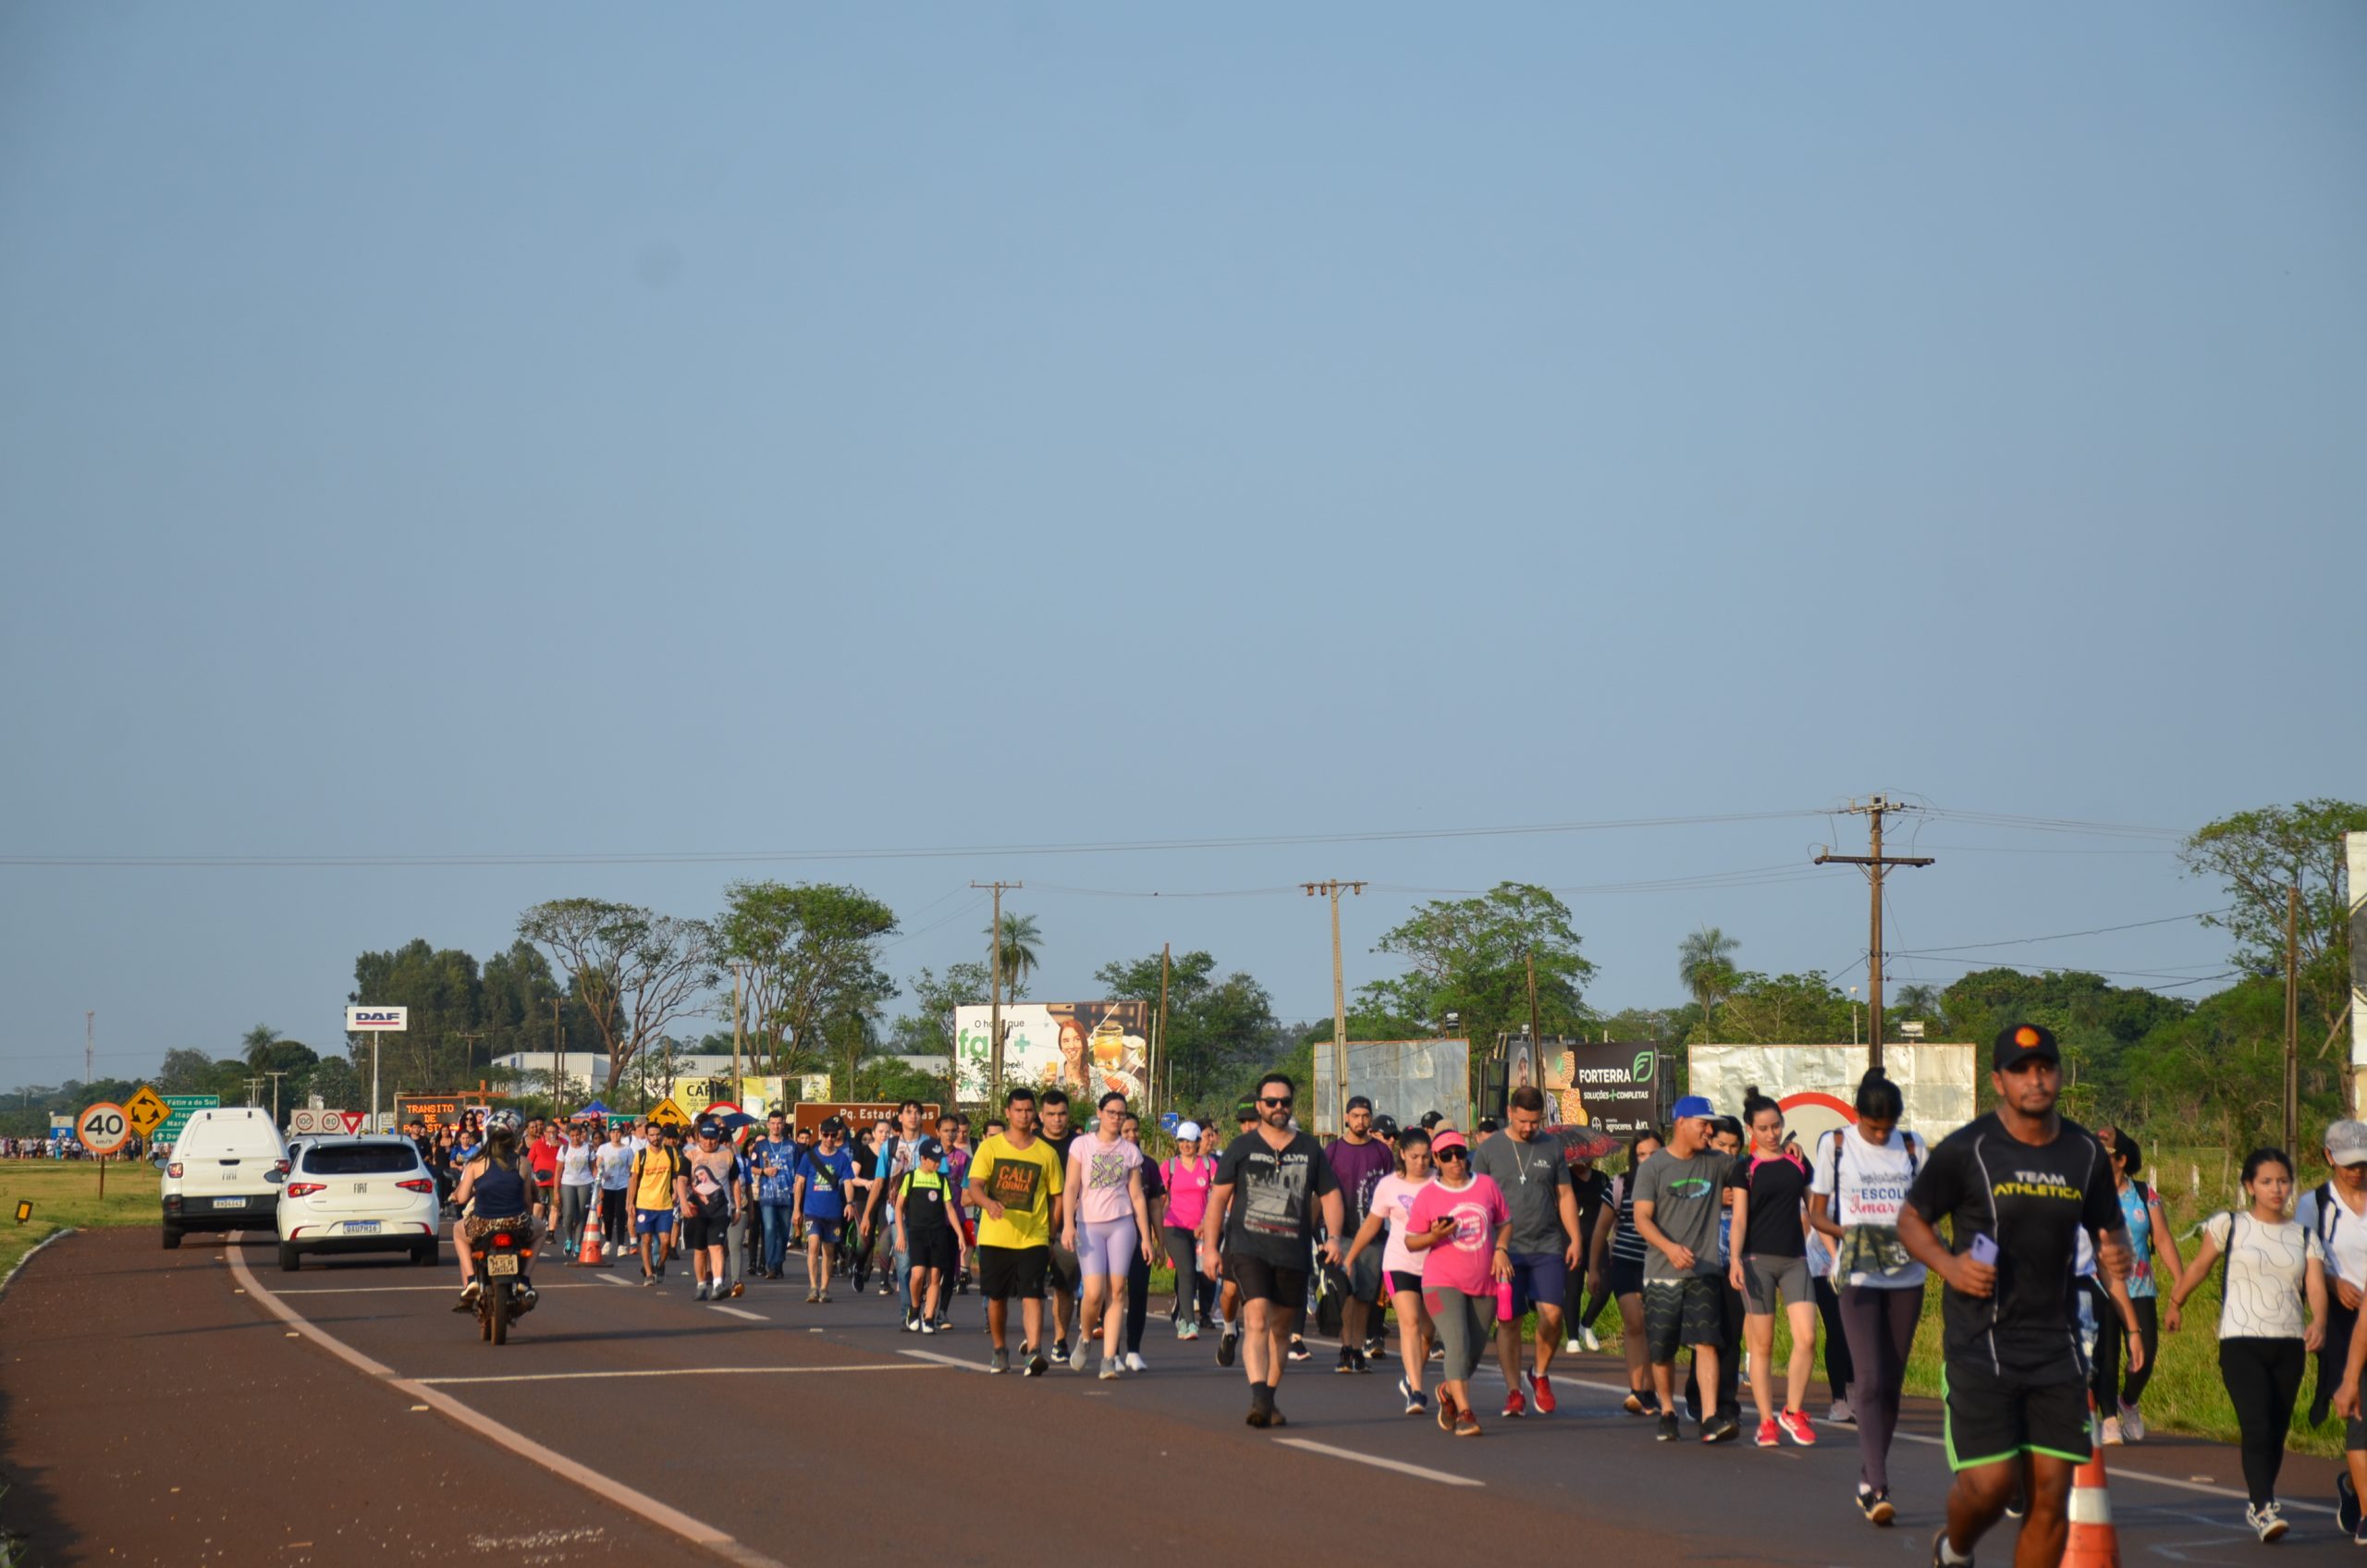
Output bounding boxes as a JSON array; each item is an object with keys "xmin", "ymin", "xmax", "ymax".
[{"xmin": 1888, "ymin": 908, "xmax": 2229, "ymax": 956}]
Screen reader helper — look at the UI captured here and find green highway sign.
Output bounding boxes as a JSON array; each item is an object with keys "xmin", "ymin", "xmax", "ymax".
[{"xmin": 155, "ymin": 1094, "xmax": 220, "ymax": 1145}]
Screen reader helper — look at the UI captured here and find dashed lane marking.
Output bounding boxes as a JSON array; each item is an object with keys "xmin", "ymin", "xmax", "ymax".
[
  {"xmin": 414, "ymin": 1364, "xmax": 939, "ymax": 1386},
  {"xmin": 1271, "ymin": 1437, "xmax": 1483, "ymax": 1488},
  {"xmin": 709, "ymin": 1305, "xmax": 767, "ymax": 1321}
]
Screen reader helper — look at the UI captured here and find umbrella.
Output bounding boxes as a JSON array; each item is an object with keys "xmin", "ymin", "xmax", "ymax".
[
  {"xmin": 716, "ymin": 1111, "xmax": 758, "ymax": 1133},
  {"xmin": 572, "ymin": 1101, "xmax": 615, "ymax": 1121},
  {"xmin": 1551, "ymin": 1123, "xmax": 1620, "ymax": 1162}
]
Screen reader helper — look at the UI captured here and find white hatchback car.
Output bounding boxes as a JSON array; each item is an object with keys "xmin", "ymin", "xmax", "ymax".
[{"xmin": 276, "ymin": 1135, "xmax": 441, "ymax": 1270}]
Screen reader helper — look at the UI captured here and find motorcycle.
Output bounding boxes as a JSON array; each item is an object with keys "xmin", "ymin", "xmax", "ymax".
[{"xmin": 469, "ymin": 1224, "xmax": 539, "ymax": 1344}]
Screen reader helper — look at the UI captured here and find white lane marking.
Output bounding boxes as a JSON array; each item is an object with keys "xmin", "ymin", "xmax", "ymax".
[
  {"xmin": 276, "ymin": 1283, "xmax": 604, "ymax": 1294},
  {"xmin": 224, "ymin": 1234, "xmax": 791, "ymax": 1568},
  {"xmin": 709, "ymin": 1305, "xmax": 767, "ymax": 1322},
  {"xmin": 414, "ymin": 1364, "xmax": 939, "ymax": 1386},
  {"xmin": 595, "ymin": 1273, "xmax": 636, "ymax": 1287},
  {"xmin": 900, "ymin": 1347, "xmax": 995, "ymax": 1373},
  {"xmin": 1271, "ymin": 1437, "xmax": 1483, "ymax": 1488}
]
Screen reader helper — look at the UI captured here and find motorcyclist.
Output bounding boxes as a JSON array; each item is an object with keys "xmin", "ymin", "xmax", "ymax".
[{"xmin": 451, "ymin": 1109, "xmax": 540, "ymax": 1313}]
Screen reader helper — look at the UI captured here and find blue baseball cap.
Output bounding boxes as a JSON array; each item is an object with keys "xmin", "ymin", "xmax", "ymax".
[{"xmin": 1671, "ymin": 1095, "xmax": 1715, "ymax": 1122}]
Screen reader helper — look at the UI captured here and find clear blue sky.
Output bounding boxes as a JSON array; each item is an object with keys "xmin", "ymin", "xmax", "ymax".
[{"xmin": 4, "ymin": 4, "xmax": 2361, "ymax": 1085}]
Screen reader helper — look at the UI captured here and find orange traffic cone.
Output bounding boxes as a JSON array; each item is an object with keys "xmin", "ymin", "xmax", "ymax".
[
  {"xmin": 576, "ymin": 1209, "xmax": 604, "ymax": 1267},
  {"xmin": 2062, "ymin": 1398, "xmax": 2121, "ymax": 1567}
]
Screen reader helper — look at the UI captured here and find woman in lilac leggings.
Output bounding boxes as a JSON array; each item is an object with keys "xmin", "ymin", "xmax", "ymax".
[
  {"xmin": 1062, "ymin": 1092, "xmax": 1157, "ymax": 1380},
  {"xmin": 1808, "ymin": 1068, "xmax": 1931, "ymax": 1531}
]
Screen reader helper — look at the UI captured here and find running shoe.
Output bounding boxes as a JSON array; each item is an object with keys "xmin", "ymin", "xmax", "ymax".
[
  {"xmin": 728, "ymin": 1280, "xmax": 745, "ymax": 1299},
  {"xmin": 988, "ymin": 1347, "xmax": 1011, "ymax": 1375},
  {"xmin": 1524, "ymin": 1370, "xmax": 1555, "ymax": 1415},
  {"xmin": 1429, "ymin": 1341, "xmax": 1445, "ymax": 1361},
  {"xmin": 1564, "ymin": 1338, "xmax": 1582, "ymax": 1354},
  {"xmin": 1827, "ymin": 1398, "xmax": 1853, "ymax": 1424},
  {"xmin": 1399, "ymin": 1378, "xmax": 1427, "ymax": 1415},
  {"xmin": 1068, "ymin": 1338, "xmax": 1089, "ymax": 1373},
  {"xmin": 2248, "ymin": 1503, "xmax": 2287, "ymax": 1543},
  {"xmin": 694, "ymin": 1282, "xmax": 711, "ymax": 1302},
  {"xmin": 1024, "ymin": 1346, "xmax": 1048, "ymax": 1378},
  {"xmin": 1217, "ymin": 1328, "xmax": 1238, "ymax": 1367},
  {"xmin": 1286, "ymin": 1337, "xmax": 1311, "ymax": 1363},
  {"xmin": 642, "ymin": 1274, "xmax": 658, "ymax": 1289},
  {"xmin": 1179, "ymin": 1319, "xmax": 1199, "ymax": 1341},
  {"xmin": 1336, "ymin": 1346, "xmax": 1356, "ymax": 1375},
  {"xmin": 2098, "ymin": 1415, "xmax": 2123, "ymax": 1446},
  {"xmin": 1247, "ymin": 1386, "xmax": 1275, "ymax": 1429},
  {"xmin": 1366, "ymin": 1333, "xmax": 1386, "ymax": 1358},
  {"xmin": 1756, "ymin": 1417, "xmax": 1782, "ymax": 1448},
  {"xmin": 1438, "ymin": 1392, "xmax": 1459, "ymax": 1434},
  {"xmin": 878, "ymin": 1279, "xmax": 893, "ymax": 1296},
  {"xmin": 1581, "ymin": 1325, "xmax": 1602, "ymax": 1353},
  {"xmin": 1453, "ymin": 1410, "xmax": 1482, "ymax": 1438},
  {"xmin": 457, "ymin": 1280, "xmax": 482, "ymax": 1309},
  {"xmin": 2117, "ymin": 1401, "xmax": 2145, "ymax": 1442},
  {"xmin": 1700, "ymin": 1412, "xmax": 1740, "ymax": 1444},
  {"xmin": 903, "ymin": 1312, "xmax": 922, "ymax": 1332},
  {"xmin": 1857, "ymin": 1487, "xmax": 1895, "ymax": 1526},
  {"xmin": 2003, "ymin": 1494, "xmax": 2024, "ymax": 1520},
  {"xmin": 1123, "ymin": 1352, "xmax": 1148, "ymax": 1374},
  {"xmin": 919, "ymin": 1320, "xmax": 938, "ymax": 1336},
  {"xmin": 818, "ymin": 1289, "xmax": 831, "ymax": 1305},
  {"xmin": 1351, "ymin": 1347, "xmax": 1372, "ymax": 1374},
  {"xmin": 1623, "ymin": 1391, "xmax": 1650, "ymax": 1416},
  {"xmin": 1930, "ymin": 1525, "xmax": 1968, "ymax": 1566},
  {"xmin": 1656, "ymin": 1413, "xmax": 1681, "ymax": 1443},
  {"xmin": 1502, "ymin": 1388, "xmax": 1527, "ymax": 1418},
  {"xmin": 1778, "ymin": 1409, "xmax": 1817, "ymax": 1447},
  {"xmin": 1053, "ymin": 1337, "xmax": 1071, "ymax": 1366},
  {"xmin": 1099, "ymin": 1355, "xmax": 1120, "ymax": 1381},
  {"xmin": 805, "ymin": 1288, "xmax": 819, "ymax": 1303}
]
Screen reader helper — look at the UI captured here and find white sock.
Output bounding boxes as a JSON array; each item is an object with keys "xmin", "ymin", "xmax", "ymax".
[{"xmin": 1938, "ymin": 1535, "xmax": 1973, "ymax": 1565}]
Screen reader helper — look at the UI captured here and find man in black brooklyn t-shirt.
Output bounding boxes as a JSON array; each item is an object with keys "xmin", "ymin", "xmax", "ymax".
[
  {"xmin": 1200, "ymin": 1072, "xmax": 1343, "ymax": 1430},
  {"xmin": 1902, "ymin": 1023, "xmax": 2130, "ymax": 1568}
]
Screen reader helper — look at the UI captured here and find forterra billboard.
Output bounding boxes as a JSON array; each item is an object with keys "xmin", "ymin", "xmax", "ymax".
[{"xmin": 953, "ymin": 1001, "xmax": 1148, "ymax": 1105}]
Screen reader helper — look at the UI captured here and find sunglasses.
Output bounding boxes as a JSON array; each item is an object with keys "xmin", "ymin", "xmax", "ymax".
[
  {"xmin": 1259, "ymin": 1096, "xmax": 1293, "ymax": 1109},
  {"xmin": 1435, "ymin": 1147, "xmax": 1469, "ymax": 1161}
]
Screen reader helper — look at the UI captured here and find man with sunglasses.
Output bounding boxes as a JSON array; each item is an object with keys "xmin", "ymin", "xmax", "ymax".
[{"xmin": 1200, "ymin": 1073, "xmax": 1345, "ymax": 1428}]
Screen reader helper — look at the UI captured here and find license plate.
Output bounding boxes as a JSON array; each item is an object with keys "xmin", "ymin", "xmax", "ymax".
[
  {"xmin": 344, "ymin": 1220, "xmax": 380, "ymax": 1234},
  {"xmin": 214, "ymin": 1198, "xmax": 246, "ymax": 1209},
  {"xmin": 486, "ymin": 1254, "xmax": 520, "ymax": 1276}
]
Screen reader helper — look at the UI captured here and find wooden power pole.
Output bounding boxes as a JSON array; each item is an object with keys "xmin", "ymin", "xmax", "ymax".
[
  {"xmin": 548, "ymin": 998, "xmax": 564, "ymax": 1116},
  {"xmin": 1815, "ymin": 797, "xmax": 1933, "ymax": 1073},
  {"xmin": 973, "ymin": 881, "xmax": 1023, "ymax": 1105},
  {"xmin": 1304, "ymin": 880, "xmax": 1367, "ymax": 1133},
  {"xmin": 1157, "ymin": 943, "xmax": 1171, "ymax": 1122}
]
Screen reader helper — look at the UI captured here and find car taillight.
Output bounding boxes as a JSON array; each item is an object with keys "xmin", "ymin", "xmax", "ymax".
[
  {"xmin": 493, "ymin": 1232, "xmax": 514, "ymax": 1246},
  {"xmin": 286, "ymin": 1182, "xmax": 325, "ymax": 1197},
  {"xmin": 397, "ymin": 1178, "xmax": 434, "ymax": 1194},
  {"xmin": 273, "ymin": 1159, "xmax": 289, "ymax": 1176},
  {"xmin": 167, "ymin": 1162, "xmax": 183, "ymax": 1178}
]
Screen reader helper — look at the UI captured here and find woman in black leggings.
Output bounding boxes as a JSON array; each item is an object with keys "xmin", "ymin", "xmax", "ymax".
[{"xmin": 2169, "ymin": 1147, "xmax": 2328, "ymax": 1544}]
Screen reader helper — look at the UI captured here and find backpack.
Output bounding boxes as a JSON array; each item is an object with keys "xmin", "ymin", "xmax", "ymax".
[{"xmin": 1827, "ymin": 1125, "xmax": 1919, "ymax": 1225}]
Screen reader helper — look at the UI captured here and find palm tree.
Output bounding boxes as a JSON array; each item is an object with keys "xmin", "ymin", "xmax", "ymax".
[
  {"xmin": 1893, "ymin": 984, "xmax": 1944, "ymax": 1023},
  {"xmin": 988, "ymin": 913, "xmax": 1042, "ymax": 1006},
  {"xmin": 1677, "ymin": 927, "xmax": 1741, "ymax": 1023},
  {"xmin": 241, "ymin": 1023, "xmax": 284, "ymax": 1071}
]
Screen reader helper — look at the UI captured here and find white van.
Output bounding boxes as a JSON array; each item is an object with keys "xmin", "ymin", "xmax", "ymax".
[{"xmin": 160, "ymin": 1107, "xmax": 288, "ymax": 1248}]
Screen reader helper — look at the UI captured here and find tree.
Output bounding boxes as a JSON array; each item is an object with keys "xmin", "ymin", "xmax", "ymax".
[
  {"xmin": 156, "ymin": 1047, "xmax": 219, "ymax": 1094},
  {"xmin": 1094, "ymin": 949, "xmax": 1281, "ymax": 1109},
  {"xmin": 2180, "ymin": 800, "xmax": 2367, "ymax": 1065},
  {"xmin": 1699, "ymin": 971, "xmax": 1855, "ymax": 1046},
  {"xmin": 1677, "ymin": 927, "xmax": 1741, "ymax": 1021},
  {"xmin": 716, "ymin": 882, "xmax": 899, "ymax": 1073},
  {"xmin": 888, "ymin": 962, "xmax": 994, "ymax": 1097},
  {"xmin": 240, "ymin": 1024, "xmax": 285, "ymax": 1071},
  {"xmin": 1894, "ymin": 983, "xmax": 1944, "ymax": 1020},
  {"xmin": 518, "ymin": 900, "xmax": 721, "ymax": 1096},
  {"xmin": 308, "ymin": 1056, "xmax": 362, "ymax": 1109},
  {"xmin": 990, "ymin": 913, "xmax": 1042, "ymax": 1005},
  {"xmin": 350, "ymin": 940, "xmax": 486, "ymax": 1092},
  {"xmin": 1355, "ymin": 883, "xmax": 1596, "ymax": 1058}
]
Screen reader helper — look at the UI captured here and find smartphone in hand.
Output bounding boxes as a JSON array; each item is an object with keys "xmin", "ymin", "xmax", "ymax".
[{"xmin": 1968, "ymin": 1234, "xmax": 1999, "ymax": 1267}]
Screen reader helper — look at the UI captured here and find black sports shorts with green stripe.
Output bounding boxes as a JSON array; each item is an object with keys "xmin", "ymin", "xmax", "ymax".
[{"xmin": 1942, "ymin": 1356, "xmax": 2093, "ymax": 1471}]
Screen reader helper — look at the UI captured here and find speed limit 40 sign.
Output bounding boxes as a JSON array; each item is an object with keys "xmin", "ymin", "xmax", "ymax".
[{"xmin": 78, "ymin": 1102, "xmax": 131, "ymax": 1158}]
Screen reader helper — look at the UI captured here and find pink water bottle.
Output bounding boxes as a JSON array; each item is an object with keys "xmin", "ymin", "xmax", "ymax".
[{"xmin": 1496, "ymin": 1278, "xmax": 1516, "ymax": 1323}]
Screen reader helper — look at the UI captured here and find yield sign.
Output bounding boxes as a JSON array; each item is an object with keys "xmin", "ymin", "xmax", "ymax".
[{"xmin": 339, "ymin": 1110, "xmax": 365, "ymax": 1134}]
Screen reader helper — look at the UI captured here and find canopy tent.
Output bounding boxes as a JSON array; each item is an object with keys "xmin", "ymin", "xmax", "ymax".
[{"xmin": 571, "ymin": 1101, "xmax": 617, "ymax": 1121}]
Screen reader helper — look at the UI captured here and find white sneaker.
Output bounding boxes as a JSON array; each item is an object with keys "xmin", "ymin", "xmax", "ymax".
[
  {"xmin": 1581, "ymin": 1326, "xmax": 1602, "ymax": 1353},
  {"xmin": 1564, "ymin": 1338, "xmax": 1581, "ymax": 1354},
  {"xmin": 2248, "ymin": 1502, "xmax": 2287, "ymax": 1543},
  {"xmin": 2116, "ymin": 1402, "xmax": 2145, "ymax": 1443},
  {"xmin": 1069, "ymin": 1338, "xmax": 1089, "ymax": 1373},
  {"xmin": 1123, "ymin": 1351, "xmax": 1148, "ymax": 1374},
  {"xmin": 2099, "ymin": 1415, "xmax": 2124, "ymax": 1447}
]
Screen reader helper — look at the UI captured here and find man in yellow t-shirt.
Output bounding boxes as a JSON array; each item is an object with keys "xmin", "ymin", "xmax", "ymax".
[
  {"xmin": 964, "ymin": 1085, "xmax": 1065, "ymax": 1376},
  {"xmin": 631, "ymin": 1121, "xmax": 683, "ymax": 1283}
]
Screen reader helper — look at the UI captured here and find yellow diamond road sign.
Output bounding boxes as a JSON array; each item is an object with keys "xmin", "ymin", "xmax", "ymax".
[
  {"xmin": 125, "ymin": 1084, "xmax": 171, "ymax": 1136},
  {"xmin": 645, "ymin": 1096, "xmax": 691, "ymax": 1127}
]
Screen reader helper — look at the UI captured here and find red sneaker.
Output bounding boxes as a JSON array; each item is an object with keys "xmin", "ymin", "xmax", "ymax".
[
  {"xmin": 1755, "ymin": 1417, "xmax": 1781, "ymax": 1448},
  {"xmin": 1523, "ymin": 1370, "xmax": 1556, "ymax": 1415},
  {"xmin": 1777, "ymin": 1409, "xmax": 1818, "ymax": 1447},
  {"xmin": 1501, "ymin": 1388, "xmax": 1527, "ymax": 1418}
]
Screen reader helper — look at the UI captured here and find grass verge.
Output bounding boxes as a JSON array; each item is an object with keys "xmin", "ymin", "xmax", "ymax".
[{"xmin": 0, "ymin": 1162, "xmax": 160, "ymax": 1286}]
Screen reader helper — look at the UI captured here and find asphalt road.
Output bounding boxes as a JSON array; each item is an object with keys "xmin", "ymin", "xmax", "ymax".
[{"xmin": 3, "ymin": 1223, "xmax": 2353, "ymax": 1566}]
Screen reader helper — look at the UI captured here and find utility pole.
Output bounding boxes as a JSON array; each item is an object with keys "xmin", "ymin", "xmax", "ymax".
[
  {"xmin": 730, "ymin": 962, "xmax": 745, "ymax": 1108},
  {"xmin": 245, "ymin": 1074, "xmax": 264, "ymax": 1109},
  {"xmin": 972, "ymin": 881, "xmax": 1023, "ymax": 1105},
  {"xmin": 85, "ymin": 1011, "xmax": 94, "ymax": 1088},
  {"xmin": 458, "ymin": 1032, "xmax": 485, "ymax": 1094},
  {"xmin": 1527, "ymin": 949, "xmax": 1543, "ymax": 1059},
  {"xmin": 2286, "ymin": 884, "xmax": 2301, "ymax": 1167},
  {"xmin": 264, "ymin": 1070, "xmax": 289, "ymax": 1125},
  {"xmin": 1157, "ymin": 943, "xmax": 1171, "ymax": 1122},
  {"xmin": 1815, "ymin": 796, "xmax": 1934, "ymax": 1074},
  {"xmin": 1304, "ymin": 881, "xmax": 1367, "ymax": 1134},
  {"xmin": 549, "ymin": 998, "xmax": 564, "ymax": 1117}
]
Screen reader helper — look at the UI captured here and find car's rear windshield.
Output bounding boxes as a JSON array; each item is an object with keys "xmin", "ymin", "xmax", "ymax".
[{"xmin": 302, "ymin": 1145, "xmax": 422, "ymax": 1176}]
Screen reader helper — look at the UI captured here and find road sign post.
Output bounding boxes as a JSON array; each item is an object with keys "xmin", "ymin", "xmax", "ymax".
[
  {"xmin": 125, "ymin": 1084, "xmax": 170, "ymax": 1141},
  {"xmin": 78, "ymin": 1102, "xmax": 130, "ymax": 1197},
  {"xmin": 345, "ymin": 1006, "xmax": 409, "ymax": 1138}
]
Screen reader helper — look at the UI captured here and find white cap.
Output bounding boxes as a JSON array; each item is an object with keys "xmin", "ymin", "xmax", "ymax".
[{"xmin": 1174, "ymin": 1121, "xmax": 1202, "ymax": 1141}]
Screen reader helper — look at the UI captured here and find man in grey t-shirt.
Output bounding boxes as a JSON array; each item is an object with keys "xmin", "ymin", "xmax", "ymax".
[
  {"xmin": 1633, "ymin": 1095, "xmax": 1739, "ymax": 1443},
  {"xmin": 1471, "ymin": 1085, "xmax": 1583, "ymax": 1416}
]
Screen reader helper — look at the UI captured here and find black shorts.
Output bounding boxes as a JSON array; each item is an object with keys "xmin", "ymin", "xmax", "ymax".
[
  {"xmin": 907, "ymin": 1230, "xmax": 959, "ymax": 1275},
  {"xmin": 1046, "ymin": 1241, "xmax": 1082, "ymax": 1294},
  {"xmin": 978, "ymin": 1243, "xmax": 1049, "ymax": 1302},
  {"xmin": 1343, "ymin": 1243, "xmax": 1384, "ymax": 1305},
  {"xmin": 1608, "ymin": 1254, "xmax": 1646, "ymax": 1298},
  {"xmin": 681, "ymin": 1211, "xmax": 730, "ymax": 1251},
  {"xmin": 1943, "ymin": 1357, "xmax": 2093, "ymax": 1470},
  {"xmin": 1226, "ymin": 1252, "xmax": 1308, "ymax": 1310},
  {"xmin": 1643, "ymin": 1277, "xmax": 1726, "ymax": 1361},
  {"xmin": 1389, "ymin": 1269, "xmax": 1425, "ymax": 1297}
]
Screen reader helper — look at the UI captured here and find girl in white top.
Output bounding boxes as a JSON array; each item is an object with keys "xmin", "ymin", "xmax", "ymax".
[
  {"xmin": 2170, "ymin": 1147, "xmax": 2327, "ymax": 1542},
  {"xmin": 1343, "ymin": 1126, "xmax": 1436, "ymax": 1417}
]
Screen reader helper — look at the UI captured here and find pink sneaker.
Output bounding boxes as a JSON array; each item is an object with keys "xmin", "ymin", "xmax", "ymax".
[
  {"xmin": 1777, "ymin": 1409, "xmax": 1817, "ymax": 1447},
  {"xmin": 1755, "ymin": 1417, "xmax": 1781, "ymax": 1448}
]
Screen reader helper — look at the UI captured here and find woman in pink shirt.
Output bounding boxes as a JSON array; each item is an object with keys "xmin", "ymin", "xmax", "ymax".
[
  {"xmin": 1405, "ymin": 1129, "xmax": 1510, "ymax": 1438},
  {"xmin": 1161, "ymin": 1122, "xmax": 1217, "ymax": 1340},
  {"xmin": 1343, "ymin": 1125, "xmax": 1438, "ymax": 1415}
]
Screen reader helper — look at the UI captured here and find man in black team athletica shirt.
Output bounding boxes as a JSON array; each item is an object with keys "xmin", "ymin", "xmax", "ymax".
[{"xmin": 1901, "ymin": 1023, "xmax": 2131, "ymax": 1568}]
